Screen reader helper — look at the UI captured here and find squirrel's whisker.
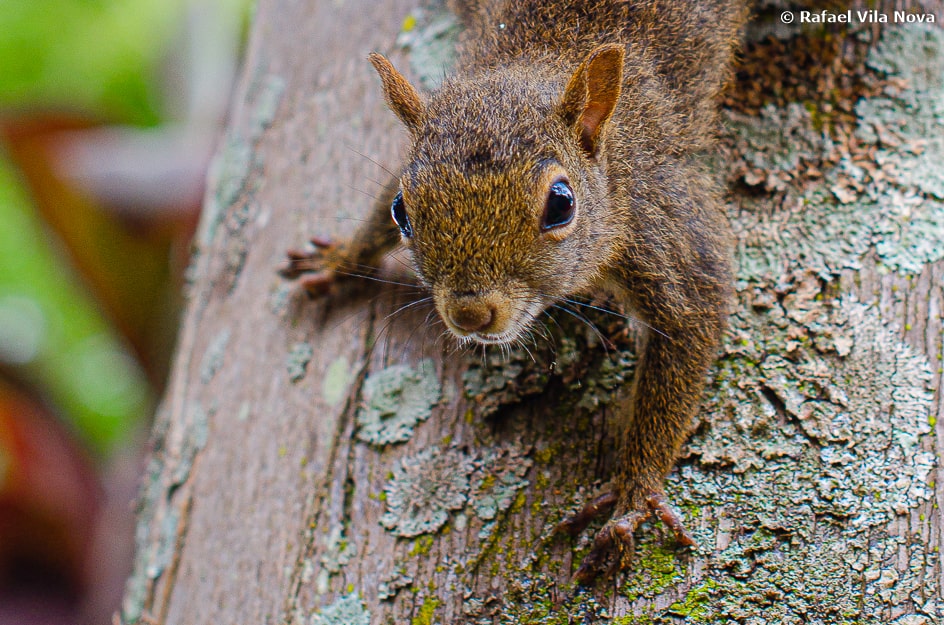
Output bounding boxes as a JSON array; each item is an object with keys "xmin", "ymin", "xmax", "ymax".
[
  {"xmin": 560, "ymin": 297, "xmax": 670, "ymax": 340},
  {"xmin": 343, "ymin": 143, "xmax": 398, "ymax": 178},
  {"xmin": 363, "ymin": 174, "xmax": 398, "ymax": 192},
  {"xmin": 551, "ymin": 304, "xmax": 612, "ymax": 352},
  {"xmin": 330, "ymin": 269, "xmax": 420, "ymax": 289},
  {"xmin": 344, "ymin": 184, "xmax": 382, "ymax": 203},
  {"xmin": 517, "ymin": 334, "xmax": 537, "ymax": 363},
  {"xmin": 302, "ymin": 215, "xmax": 372, "ymax": 224},
  {"xmin": 384, "ymin": 296, "xmax": 433, "ymax": 322}
]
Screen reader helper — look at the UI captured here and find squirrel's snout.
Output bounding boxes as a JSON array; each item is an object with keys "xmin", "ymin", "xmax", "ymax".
[
  {"xmin": 435, "ymin": 287, "xmax": 529, "ymax": 343},
  {"xmin": 446, "ymin": 298, "xmax": 496, "ymax": 333}
]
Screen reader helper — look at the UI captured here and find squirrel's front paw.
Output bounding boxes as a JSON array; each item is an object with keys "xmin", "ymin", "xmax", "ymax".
[
  {"xmin": 558, "ymin": 489, "xmax": 695, "ymax": 585},
  {"xmin": 278, "ymin": 236, "xmax": 346, "ymax": 297}
]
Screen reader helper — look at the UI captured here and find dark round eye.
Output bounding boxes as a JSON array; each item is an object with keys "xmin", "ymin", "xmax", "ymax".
[
  {"xmin": 541, "ymin": 180, "xmax": 576, "ymax": 231},
  {"xmin": 391, "ymin": 191, "xmax": 412, "ymax": 237}
]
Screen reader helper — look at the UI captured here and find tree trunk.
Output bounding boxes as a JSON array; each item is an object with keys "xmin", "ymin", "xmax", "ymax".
[{"xmin": 121, "ymin": 1, "xmax": 944, "ymax": 623}]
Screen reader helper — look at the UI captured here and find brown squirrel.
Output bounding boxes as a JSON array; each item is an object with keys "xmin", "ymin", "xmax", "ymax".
[{"xmin": 281, "ymin": 0, "xmax": 747, "ymax": 583}]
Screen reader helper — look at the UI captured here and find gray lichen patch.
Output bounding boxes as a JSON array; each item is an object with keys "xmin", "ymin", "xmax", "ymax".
[
  {"xmin": 574, "ymin": 348, "xmax": 636, "ymax": 412},
  {"xmin": 269, "ymin": 282, "xmax": 292, "ymax": 315},
  {"xmin": 492, "ymin": 574, "xmax": 609, "ymax": 624},
  {"xmin": 145, "ymin": 508, "xmax": 180, "ymax": 581},
  {"xmin": 310, "ymin": 592, "xmax": 370, "ymax": 625},
  {"xmin": 286, "ymin": 342, "xmax": 314, "ymax": 382},
  {"xmin": 462, "ymin": 347, "xmax": 553, "ymax": 419},
  {"xmin": 322, "ymin": 356, "xmax": 353, "ymax": 407},
  {"xmin": 121, "ymin": 566, "xmax": 148, "ymax": 624},
  {"xmin": 860, "ymin": 23, "xmax": 944, "ymax": 124},
  {"xmin": 197, "ymin": 69, "xmax": 281, "ymax": 272},
  {"xmin": 469, "ymin": 445, "xmax": 533, "ymax": 521},
  {"xmin": 122, "ymin": 420, "xmax": 169, "ymax": 623},
  {"xmin": 731, "ymin": 181, "xmax": 876, "ymax": 282},
  {"xmin": 380, "ymin": 442, "xmax": 535, "ymax": 539},
  {"xmin": 378, "ymin": 566, "xmax": 413, "ymax": 601},
  {"xmin": 853, "ymin": 23, "xmax": 944, "ymax": 272},
  {"xmin": 312, "ymin": 525, "xmax": 357, "ymax": 597},
  {"xmin": 725, "ymin": 102, "xmax": 832, "ymax": 192},
  {"xmin": 645, "ymin": 283, "xmax": 940, "ymax": 622},
  {"xmin": 380, "ymin": 446, "xmax": 473, "ymax": 537},
  {"xmin": 249, "ymin": 73, "xmax": 285, "ymax": 140},
  {"xmin": 726, "ymin": 24, "xmax": 944, "ymax": 282},
  {"xmin": 320, "ymin": 525, "xmax": 355, "ymax": 575},
  {"xmin": 199, "ymin": 329, "xmax": 231, "ymax": 383},
  {"xmin": 871, "ymin": 192, "xmax": 944, "ymax": 275},
  {"xmin": 199, "ymin": 131, "xmax": 254, "ymax": 248},
  {"xmin": 396, "ymin": 3, "xmax": 460, "ymax": 90},
  {"xmin": 169, "ymin": 402, "xmax": 210, "ymax": 489},
  {"xmin": 122, "ymin": 407, "xmax": 198, "ymax": 620},
  {"xmin": 356, "ymin": 359, "xmax": 441, "ymax": 446}
]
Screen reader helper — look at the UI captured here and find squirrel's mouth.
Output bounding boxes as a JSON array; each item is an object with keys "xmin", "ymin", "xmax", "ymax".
[
  {"xmin": 436, "ymin": 292, "xmax": 546, "ymax": 345},
  {"xmin": 461, "ymin": 330, "xmax": 523, "ymax": 345},
  {"xmin": 443, "ymin": 320, "xmax": 525, "ymax": 345}
]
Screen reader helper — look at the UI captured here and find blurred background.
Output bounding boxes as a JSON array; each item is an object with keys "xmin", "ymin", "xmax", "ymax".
[{"xmin": 0, "ymin": 1, "xmax": 252, "ymax": 623}]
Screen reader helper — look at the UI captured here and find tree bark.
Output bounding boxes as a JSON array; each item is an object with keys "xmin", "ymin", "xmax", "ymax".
[{"xmin": 122, "ymin": 1, "xmax": 944, "ymax": 624}]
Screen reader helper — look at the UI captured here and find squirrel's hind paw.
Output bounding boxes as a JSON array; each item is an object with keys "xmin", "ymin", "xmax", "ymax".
[{"xmin": 562, "ymin": 490, "xmax": 695, "ymax": 586}]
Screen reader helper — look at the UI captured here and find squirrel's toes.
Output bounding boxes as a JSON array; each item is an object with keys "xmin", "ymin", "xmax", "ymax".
[{"xmin": 566, "ymin": 489, "xmax": 696, "ymax": 585}]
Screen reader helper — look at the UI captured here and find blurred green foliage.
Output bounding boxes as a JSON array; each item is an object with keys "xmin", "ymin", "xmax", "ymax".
[
  {"xmin": 0, "ymin": 156, "xmax": 148, "ymax": 455},
  {"xmin": 0, "ymin": 0, "xmax": 252, "ymax": 457},
  {"xmin": 0, "ymin": 0, "xmax": 189, "ymax": 125}
]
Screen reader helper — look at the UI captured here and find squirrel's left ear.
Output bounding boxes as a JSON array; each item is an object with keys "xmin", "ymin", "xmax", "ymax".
[
  {"xmin": 369, "ymin": 53, "xmax": 425, "ymax": 134},
  {"xmin": 559, "ymin": 44, "xmax": 624, "ymax": 157}
]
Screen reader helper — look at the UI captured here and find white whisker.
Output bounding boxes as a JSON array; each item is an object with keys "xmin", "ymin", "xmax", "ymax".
[
  {"xmin": 561, "ymin": 297, "xmax": 670, "ymax": 340},
  {"xmin": 551, "ymin": 303, "xmax": 612, "ymax": 352}
]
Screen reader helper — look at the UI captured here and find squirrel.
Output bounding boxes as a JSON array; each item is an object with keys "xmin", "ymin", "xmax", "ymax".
[{"xmin": 281, "ymin": 0, "xmax": 747, "ymax": 583}]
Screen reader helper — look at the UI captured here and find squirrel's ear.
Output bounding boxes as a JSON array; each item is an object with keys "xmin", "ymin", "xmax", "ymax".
[
  {"xmin": 368, "ymin": 53, "xmax": 425, "ymax": 133},
  {"xmin": 559, "ymin": 44, "xmax": 624, "ymax": 157}
]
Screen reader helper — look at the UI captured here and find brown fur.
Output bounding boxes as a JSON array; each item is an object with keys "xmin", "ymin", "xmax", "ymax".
[{"xmin": 283, "ymin": 0, "xmax": 747, "ymax": 582}]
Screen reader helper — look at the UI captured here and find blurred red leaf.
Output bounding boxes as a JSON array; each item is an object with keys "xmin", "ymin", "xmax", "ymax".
[{"xmin": 0, "ymin": 377, "xmax": 102, "ymax": 605}]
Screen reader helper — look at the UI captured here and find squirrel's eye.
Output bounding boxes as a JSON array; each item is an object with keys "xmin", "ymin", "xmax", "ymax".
[
  {"xmin": 541, "ymin": 180, "xmax": 575, "ymax": 231},
  {"xmin": 391, "ymin": 191, "xmax": 412, "ymax": 237}
]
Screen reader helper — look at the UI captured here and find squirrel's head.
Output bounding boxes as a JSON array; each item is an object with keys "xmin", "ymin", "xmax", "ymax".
[{"xmin": 369, "ymin": 45, "xmax": 624, "ymax": 345}]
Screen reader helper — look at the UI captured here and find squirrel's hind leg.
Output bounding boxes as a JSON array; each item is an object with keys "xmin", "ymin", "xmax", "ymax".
[{"xmin": 559, "ymin": 297, "xmax": 725, "ymax": 584}]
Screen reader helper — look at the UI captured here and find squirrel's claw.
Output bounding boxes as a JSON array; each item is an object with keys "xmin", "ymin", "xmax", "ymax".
[
  {"xmin": 556, "ymin": 491, "xmax": 618, "ymax": 537},
  {"xmin": 564, "ymin": 489, "xmax": 695, "ymax": 586},
  {"xmin": 309, "ymin": 235, "xmax": 334, "ymax": 248},
  {"xmin": 299, "ymin": 272, "xmax": 337, "ymax": 297},
  {"xmin": 647, "ymin": 491, "xmax": 696, "ymax": 548},
  {"xmin": 278, "ymin": 248, "xmax": 320, "ymax": 277},
  {"xmin": 573, "ymin": 508, "xmax": 647, "ymax": 585}
]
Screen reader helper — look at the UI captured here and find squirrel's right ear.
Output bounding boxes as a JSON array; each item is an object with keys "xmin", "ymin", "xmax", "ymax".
[
  {"xmin": 559, "ymin": 44, "xmax": 624, "ymax": 158},
  {"xmin": 368, "ymin": 53, "xmax": 425, "ymax": 133}
]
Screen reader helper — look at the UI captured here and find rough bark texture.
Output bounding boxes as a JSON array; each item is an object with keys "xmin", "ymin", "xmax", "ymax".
[{"xmin": 122, "ymin": 1, "xmax": 944, "ymax": 624}]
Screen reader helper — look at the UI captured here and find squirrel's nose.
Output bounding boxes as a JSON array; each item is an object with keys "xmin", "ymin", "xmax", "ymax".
[{"xmin": 447, "ymin": 300, "xmax": 496, "ymax": 333}]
